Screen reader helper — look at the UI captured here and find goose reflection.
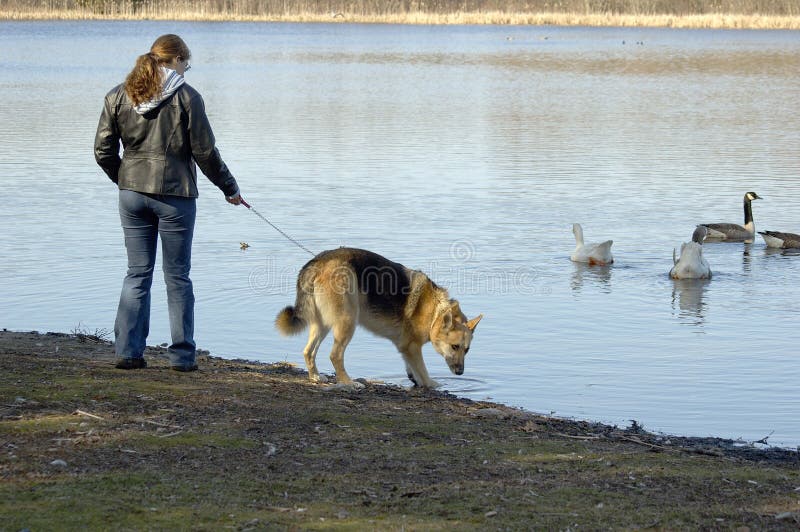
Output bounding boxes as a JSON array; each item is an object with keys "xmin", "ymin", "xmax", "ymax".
[
  {"xmin": 671, "ymin": 278, "xmax": 711, "ymax": 326},
  {"xmin": 741, "ymin": 242, "xmax": 754, "ymax": 273},
  {"xmin": 763, "ymin": 246, "xmax": 800, "ymax": 258},
  {"xmin": 570, "ymin": 262, "xmax": 613, "ymax": 293}
]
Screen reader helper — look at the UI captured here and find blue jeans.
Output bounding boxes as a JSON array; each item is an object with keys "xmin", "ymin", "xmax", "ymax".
[{"xmin": 115, "ymin": 189, "xmax": 197, "ymax": 366}]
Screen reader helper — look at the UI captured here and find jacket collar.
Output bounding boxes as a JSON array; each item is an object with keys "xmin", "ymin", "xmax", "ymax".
[{"xmin": 134, "ymin": 67, "xmax": 185, "ymax": 115}]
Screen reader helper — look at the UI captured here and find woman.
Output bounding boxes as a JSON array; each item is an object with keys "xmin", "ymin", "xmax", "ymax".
[{"xmin": 95, "ymin": 34, "xmax": 242, "ymax": 372}]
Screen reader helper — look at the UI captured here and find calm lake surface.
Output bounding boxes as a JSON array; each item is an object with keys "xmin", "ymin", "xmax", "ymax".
[{"xmin": 1, "ymin": 21, "xmax": 799, "ymax": 447}]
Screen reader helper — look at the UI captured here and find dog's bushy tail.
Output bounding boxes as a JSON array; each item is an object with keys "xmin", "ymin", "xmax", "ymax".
[
  {"xmin": 275, "ymin": 265, "xmax": 315, "ymax": 336},
  {"xmin": 275, "ymin": 305, "xmax": 307, "ymax": 336}
]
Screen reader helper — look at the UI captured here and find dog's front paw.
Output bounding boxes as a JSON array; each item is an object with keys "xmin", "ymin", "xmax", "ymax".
[
  {"xmin": 424, "ymin": 379, "xmax": 441, "ymax": 389},
  {"xmin": 309, "ymin": 373, "xmax": 329, "ymax": 384}
]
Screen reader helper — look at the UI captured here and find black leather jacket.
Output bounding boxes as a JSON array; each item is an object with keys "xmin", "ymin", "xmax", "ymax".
[{"xmin": 94, "ymin": 83, "xmax": 238, "ymax": 198}]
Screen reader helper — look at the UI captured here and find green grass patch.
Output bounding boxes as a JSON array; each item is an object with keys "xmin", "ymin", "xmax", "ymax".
[{"xmin": 0, "ymin": 413, "xmax": 82, "ymax": 435}]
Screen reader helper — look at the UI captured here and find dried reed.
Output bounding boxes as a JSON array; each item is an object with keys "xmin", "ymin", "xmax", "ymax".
[{"xmin": 1, "ymin": 0, "xmax": 799, "ymax": 28}]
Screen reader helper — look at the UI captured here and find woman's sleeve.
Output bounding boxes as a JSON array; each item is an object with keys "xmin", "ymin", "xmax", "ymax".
[
  {"xmin": 94, "ymin": 93, "xmax": 122, "ymax": 183},
  {"xmin": 186, "ymin": 93, "xmax": 239, "ymax": 197}
]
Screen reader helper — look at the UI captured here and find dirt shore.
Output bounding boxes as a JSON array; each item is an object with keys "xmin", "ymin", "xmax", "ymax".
[{"xmin": 1, "ymin": 329, "xmax": 798, "ymax": 530}]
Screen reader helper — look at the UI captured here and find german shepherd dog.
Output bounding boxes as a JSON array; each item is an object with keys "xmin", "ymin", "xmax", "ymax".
[{"xmin": 276, "ymin": 248, "xmax": 482, "ymax": 388}]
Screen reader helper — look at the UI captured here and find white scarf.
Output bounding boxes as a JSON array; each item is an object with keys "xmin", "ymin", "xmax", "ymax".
[{"xmin": 134, "ymin": 67, "xmax": 185, "ymax": 115}]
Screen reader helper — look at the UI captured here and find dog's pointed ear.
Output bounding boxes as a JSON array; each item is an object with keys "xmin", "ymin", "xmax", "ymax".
[
  {"xmin": 466, "ymin": 314, "xmax": 483, "ymax": 332},
  {"xmin": 441, "ymin": 310, "xmax": 453, "ymax": 331}
]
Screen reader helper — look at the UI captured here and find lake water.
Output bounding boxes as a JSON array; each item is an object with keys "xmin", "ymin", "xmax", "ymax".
[{"xmin": 1, "ymin": 21, "xmax": 799, "ymax": 447}]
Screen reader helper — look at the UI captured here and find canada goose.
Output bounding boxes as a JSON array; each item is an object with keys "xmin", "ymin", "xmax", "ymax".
[
  {"xmin": 699, "ymin": 191, "xmax": 762, "ymax": 241},
  {"xmin": 570, "ymin": 223, "xmax": 614, "ymax": 265},
  {"xmin": 670, "ymin": 226, "xmax": 711, "ymax": 279},
  {"xmin": 758, "ymin": 230, "xmax": 800, "ymax": 249}
]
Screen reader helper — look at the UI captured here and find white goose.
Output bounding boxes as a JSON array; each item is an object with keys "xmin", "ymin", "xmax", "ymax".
[
  {"xmin": 570, "ymin": 223, "xmax": 614, "ymax": 265},
  {"xmin": 670, "ymin": 226, "xmax": 711, "ymax": 279},
  {"xmin": 758, "ymin": 230, "xmax": 800, "ymax": 249},
  {"xmin": 699, "ymin": 191, "xmax": 762, "ymax": 241}
]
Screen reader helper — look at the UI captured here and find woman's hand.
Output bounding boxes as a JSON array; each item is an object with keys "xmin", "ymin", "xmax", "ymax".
[{"xmin": 226, "ymin": 192, "xmax": 242, "ymax": 205}]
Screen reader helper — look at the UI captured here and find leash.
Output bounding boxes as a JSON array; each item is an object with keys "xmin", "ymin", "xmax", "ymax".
[{"xmin": 240, "ymin": 198, "xmax": 316, "ymax": 256}]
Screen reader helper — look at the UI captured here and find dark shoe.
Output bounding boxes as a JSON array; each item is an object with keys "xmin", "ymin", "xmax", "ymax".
[
  {"xmin": 171, "ymin": 364, "xmax": 198, "ymax": 372},
  {"xmin": 115, "ymin": 357, "xmax": 147, "ymax": 369}
]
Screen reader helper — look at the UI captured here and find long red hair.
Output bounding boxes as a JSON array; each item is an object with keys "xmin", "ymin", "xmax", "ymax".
[{"xmin": 124, "ymin": 34, "xmax": 191, "ymax": 106}]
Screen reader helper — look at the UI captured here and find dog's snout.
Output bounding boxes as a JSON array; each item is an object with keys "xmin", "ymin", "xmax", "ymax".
[{"xmin": 450, "ymin": 364, "xmax": 464, "ymax": 375}]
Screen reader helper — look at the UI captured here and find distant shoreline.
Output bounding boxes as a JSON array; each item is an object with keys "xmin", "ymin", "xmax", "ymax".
[{"xmin": 2, "ymin": 10, "xmax": 799, "ymax": 30}]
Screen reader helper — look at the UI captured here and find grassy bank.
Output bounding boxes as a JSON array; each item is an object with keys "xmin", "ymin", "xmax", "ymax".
[
  {"xmin": 1, "ymin": 330, "xmax": 799, "ymax": 529},
  {"xmin": 2, "ymin": 0, "xmax": 800, "ymax": 28}
]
